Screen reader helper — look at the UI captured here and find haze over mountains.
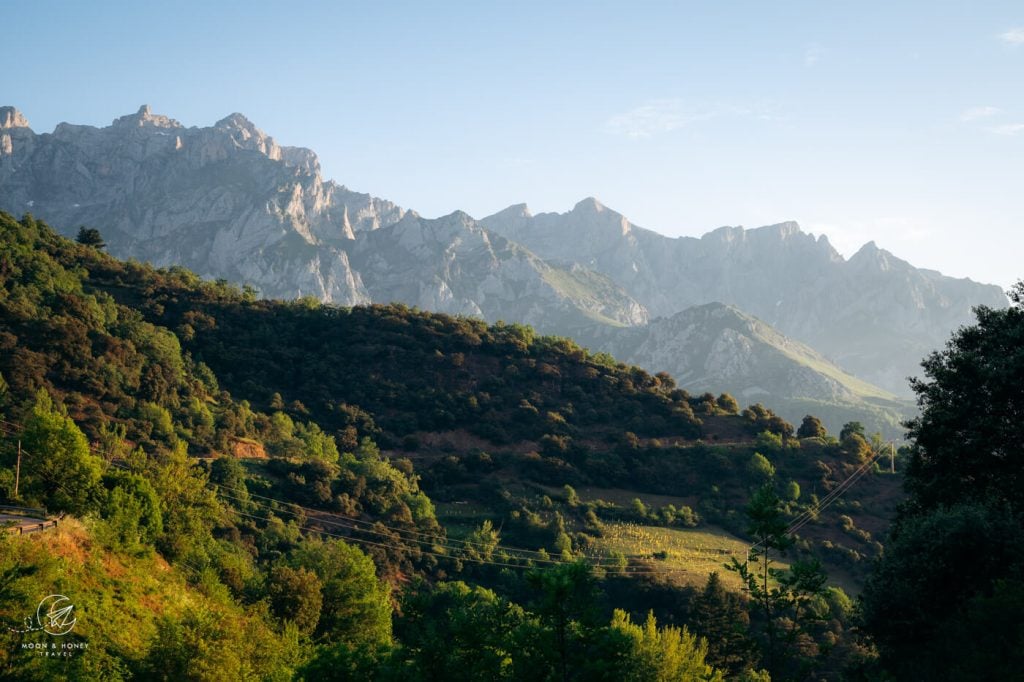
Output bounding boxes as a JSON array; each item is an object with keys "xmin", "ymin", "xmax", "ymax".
[
  {"xmin": 481, "ymin": 200, "xmax": 1006, "ymax": 396},
  {"xmin": 0, "ymin": 105, "xmax": 1006, "ymax": 433}
]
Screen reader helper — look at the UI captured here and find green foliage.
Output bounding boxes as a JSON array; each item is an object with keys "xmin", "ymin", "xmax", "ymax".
[
  {"xmin": 746, "ymin": 452, "xmax": 776, "ymax": 483},
  {"xmin": 100, "ymin": 470, "xmax": 164, "ymax": 552},
  {"xmin": 209, "ymin": 457, "xmax": 247, "ymax": 500},
  {"xmin": 838, "ymin": 421, "xmax": 864, "ymax": 442},
  {"xmin": 783, "ymin": 480, "xmax": 800, "ymax": 502},
  {"xmin": 75, "ymin": 226, "xmax": 106, "ymax": 249},
  {"xmin": 18, "ymin": 390, "xmax": 103, "ymax": 513},
  {"xmin": 289, "ymin": 537, "xmax": 392, "ymax": 646},
  {"xmin": 691, "ymin": 572, "xmax": 757, "ymax": 676},
  {"xmin": 727, "ymin": 485, "xmax": 828, "ymax": 679},
  {"xmin": 903, "ymin": 282, "xmax": 1024, "ymax": 511},
  {"xmin": 754, "ymin": 430, "xmax": 784, "ymax": 452},
  {"xmin": 138, "ymin": 401, "xmax": 177, "ymax": 445},
  {"xmin": 143, "ymin": 604, "xmax": 300, "ymax": 681},
  {"xmin": 840, "ymin": 432, "xmax": 872, "ymax": 463},
  {"xmin": 862, "ymin": 503, "xmax": 1024, "ymax": 680},
  {"xmin": 0, "ymin": 213, "xmax": 889, "ymax": 679},
  {"xmin": 463, "ymin": 519, "xmax": 501, "ymax": 563},
  {"xmin": 611, "ymin": 610, "xmax": 724, "ymax": 682},
  {"xmin": 390, "ymin": 581, "xmax": 528, "ymax": 681},
  {"xmin": 796, "ymin": 415, "xmax": 827, "ymax": 439},
  {"xmin": 147, "ymin": 444, "xmax": 220, "ymax": 560},
  {"xmin": 742, "ymin": 404, "xmax": 794, "ymax": 438},
  {"xmin": 862, "ymin": 284, "xmax": 1024, "ymax": 680},
  {"xmin": 267, "ymin": 565, "xmax": 323, "ymax": 635},
  {"xmin": 630, "ymin": 498, "xmax": 648, "ymax": 519},
  {"xmin": 716, "ymin": 393, "xmax": 740, "ymax": 415},
  {"xmin": 0, "ymin": 520, "xmax": 299, "ymax": 681},
  {"xmin": 522, "ymin": 562, "xmax": 623, "ymax": 681}
]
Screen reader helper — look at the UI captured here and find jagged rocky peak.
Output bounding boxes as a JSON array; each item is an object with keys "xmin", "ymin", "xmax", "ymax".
[
  {"xmin": 0, "ymin": 107, "xmax": 30, "ymax": 129},
  {"xmin": 705, "ymin": 221, "xmax": 803, "ymax": 243},
  {"xmin": 211, "ymin": 111, "xmax": 320, "ymax": 171},
  {"xmin": 569, "ymin": 196, "xmax": 634, "ymax": 236},
  {"xmin": 113, "ymin": 104, "xmax": 181, "ymax": 129},
  {"xmin": 702, "ymin": 221, "xmax": 838, "ymax": 258},
  {"xmin": 216, "ymin": 111, "xmax": 260, "ymax": 134},
  {"xmin": 443, "ymin": 209, "xmax": 476, "ymax": 226},
  {"xmin": 848, "ymin": 240, "xmax": 901, "ymax": 272},
  {"xmin": 214, "ymin": 111, "xmax": 277, "ymax": 155},
  {"xmin": 766, "ymin": 220, "xmax": 802, "ymax": 237},
  {"xmin": 703, "ymin": 225, "xmax": 745, "ymax": 242},
  {"xmin": 573, "ymin": 196, "xmax": 606, "ymax": 213},
  {"xmin": 491, "ymin": 202, "xmax": 532, "ymax": 220}
]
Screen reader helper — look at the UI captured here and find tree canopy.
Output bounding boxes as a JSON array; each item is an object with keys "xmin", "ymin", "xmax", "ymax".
[{"xmin": 862, "ymin": 281, "xmax": 1024, "ymax": 680}]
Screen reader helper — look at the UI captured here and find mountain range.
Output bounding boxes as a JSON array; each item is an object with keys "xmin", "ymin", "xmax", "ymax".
[{"xmin": 0, "ymin": 104, "xmax": 1007, "ymax": 434}]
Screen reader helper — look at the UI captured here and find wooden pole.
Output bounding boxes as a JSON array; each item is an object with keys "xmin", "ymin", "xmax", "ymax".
[
  {"xmin": 13, "ymin": 440, "xmax": 21, "ymax": 498},
  {"xmin": 890, "ymin": 442, "xmax": 895, "ymax": 474}
]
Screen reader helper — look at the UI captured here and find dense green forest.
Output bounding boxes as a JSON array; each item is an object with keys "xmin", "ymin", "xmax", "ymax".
[{"xmin": 0, "ymin": 211, "xmax": 1016, "ymax": 680}]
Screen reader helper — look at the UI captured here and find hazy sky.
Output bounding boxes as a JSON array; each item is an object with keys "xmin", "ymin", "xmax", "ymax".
[{"xmin": 5, "ymin": 1, "xmax": 1022, "ymax": 289}]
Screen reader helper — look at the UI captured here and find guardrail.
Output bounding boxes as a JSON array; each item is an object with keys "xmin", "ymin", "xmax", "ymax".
[
  {"xmin": 7, "ymin": 519, "xmax": 58, "ymax": 535},
  {"xmin": 0, "ymin": 504, "xmax": 58, "ymax": 535},
  {"xmin": 0, "ymin": 504, "xmax": 48, "ymax": 517}
]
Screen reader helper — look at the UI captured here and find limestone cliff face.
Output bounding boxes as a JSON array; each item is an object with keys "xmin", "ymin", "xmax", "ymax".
[
  {"xmin": 594, "ymin": 303, "xmax": 879, "ymax": 402},
  {"xmin": 0, "ymin": 104, "xmax": 1006, "ymax": 407},
  {"xmin": 0, "ymin": 105, "xmax": 646, "ymax": 324},
  {"xmin": 483, "ymin": 201, "xmax": 1007, "ymax": 395},
  {"xmin": 0, "ymin": 105, "xmax": 403, "ymax": 304},
  {"xmin": 348, "ymin": 210, "xmax": 648, "ymax": 330},
  {"xmin": 579, "ymin": 302, "xmax": 915, "ymax": 437}
]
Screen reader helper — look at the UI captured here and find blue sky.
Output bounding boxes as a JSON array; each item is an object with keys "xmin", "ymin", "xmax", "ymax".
[{"xmin": 5, "ymin": 1, "xmax": 1023, "ymax": 288}]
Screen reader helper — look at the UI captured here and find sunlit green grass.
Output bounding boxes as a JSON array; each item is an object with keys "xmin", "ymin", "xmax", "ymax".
[{"xmin": 595, "ymin": 522, "xmax": 789, "ymax": 589}]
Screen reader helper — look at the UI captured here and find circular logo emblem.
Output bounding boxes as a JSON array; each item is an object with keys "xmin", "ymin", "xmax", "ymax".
[{"xmin": 36, "ymin": 595, "xmax": 76, "ymax": 636}]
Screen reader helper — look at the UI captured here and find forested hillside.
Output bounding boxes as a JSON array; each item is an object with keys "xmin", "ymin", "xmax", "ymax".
[{"xmin": 0, "ymin": 212, "xmax": 903, "ymax": 680}]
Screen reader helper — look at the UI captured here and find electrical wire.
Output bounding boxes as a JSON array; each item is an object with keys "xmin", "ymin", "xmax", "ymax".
[{"xmin": 0, "ymin": 416, "xmax": 885, "ymax": 577}]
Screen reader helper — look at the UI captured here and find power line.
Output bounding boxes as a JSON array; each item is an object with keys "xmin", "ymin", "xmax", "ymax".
[
  {"xmin": 0, "ymin": 417, "xmax": 887, "ymax": 578},
  {"xmin": 0, "ymin": 420, "xmax": 640, "ymax": 571},
  {"xmin": 0, "ymin": 417, "xmax": 681, "ymax": 567}
]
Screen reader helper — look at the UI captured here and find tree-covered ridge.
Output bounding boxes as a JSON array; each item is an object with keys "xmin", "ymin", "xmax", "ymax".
[
  {"xmin": 0, "ymin": 212, "xmax": 896, "ymax": 679},
  {"xmin": 0, "ymin": 211, "xmax": 442, "ymax": 574}
]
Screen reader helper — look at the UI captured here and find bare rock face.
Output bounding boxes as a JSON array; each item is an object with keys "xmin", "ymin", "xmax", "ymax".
[
  {"xmin": 0, "ymin": 104, "xmax": 1005, "ymax": 415},
  {"xmin": 348, "ymin": 210, "xmax": 648, "ymax": 330},
  {"xmin": 0, "ymin": 105, "xmax": 407, "ymax": 304},
  {"xmin": 0, "ymin": 107, "xmax": 30, "ymax": 129},
  {"xmin": 483, "ymin": 204, "xmax": 1007, "ymax": 396},
  {"xmin": 0, "ymin": 105, "xmax": 646, "ymax": 325},
  {"xmin": 579, "ymin": 302, "xmax": 915, "ymax": 437},
  {"xmin": 0, "ymin": 107, "xmax": 30, "ymax": 130}
]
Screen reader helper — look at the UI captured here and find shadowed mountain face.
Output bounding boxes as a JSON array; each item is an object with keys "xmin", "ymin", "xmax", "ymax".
[
  {"xmin": 482, "ymin": 199, "xmax": 1007, "ymax": 395},
  {"xmin": 0, "ymin": 105, "xmax": 1005, "ymax": 408},
  {"xmin": 577, "ymin": 302, "xmax": 914, "ymax": 438}
]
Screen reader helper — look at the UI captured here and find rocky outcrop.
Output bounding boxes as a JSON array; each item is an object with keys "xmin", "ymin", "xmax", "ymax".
[
  {"xmin": 483, "ymin": 202, "xmax": 1007, "ymax": 395},
  {"xmin": 0, "ymin": 105, "xmax": 403, "ymax": 304},
  {"xmin": 0, "ymin": 104, "xmax": 1006, "ymax": 410},
  {"xmin": 592, "ymin": 303, "xmax": 886, "ymax": 402},
  {"xmin": 0, "ymin": 107, "xmax": 30, "ymax": 130},
  {"xmin": 581, "ymin": 302, "xmax": 914, "ymax": 437},
  {"xmin": 349, "ymin": 210, "xmax": 648, "ymax": 330},
  {"xmin": 0, "ymin": 105, "xmax": 644, "ymax": 325}
]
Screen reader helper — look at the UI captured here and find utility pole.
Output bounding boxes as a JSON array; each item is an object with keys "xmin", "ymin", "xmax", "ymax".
[
  {"xmin": 14, "ymin": 440, "xmax": 21, "ymax": 498},
  {"xmin": 890, "ymin": 442, "xmax": 895, "ymax": 474}
]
